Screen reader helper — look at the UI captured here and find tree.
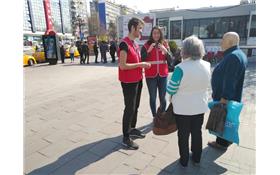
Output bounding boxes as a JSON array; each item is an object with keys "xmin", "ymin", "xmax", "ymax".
[
  {"xmin": 88, "ymin": 13, "xmax": 100, "ymax": 36},
  {"xmin": 108, "ymin": 21, "xmax": 117, "ymax": 40}
]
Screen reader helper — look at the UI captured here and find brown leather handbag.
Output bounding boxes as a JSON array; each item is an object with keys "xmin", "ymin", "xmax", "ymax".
[
  {"xmin": 206, "ymin": 103, "xmax": 227, "ymax": 134},
  {"xmin": 153, "ymin": 103, "xmax": 177, "ymax": 135}
]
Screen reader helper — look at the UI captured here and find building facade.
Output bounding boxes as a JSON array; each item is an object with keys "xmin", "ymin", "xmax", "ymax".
[
  {"xmin": 23, "ymin": 0, "xmax": 73, "ymax": 44},
  {"xmin": 89, "ymin": 0, "xmax": 135, "ymax": 34},
  {"xmin": 70, "ymin": 0, "xmax": 89, "ymax": 39}
]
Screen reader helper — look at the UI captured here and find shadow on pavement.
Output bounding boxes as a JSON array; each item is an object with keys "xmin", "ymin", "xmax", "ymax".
[
  {"xmin": 27, "ymin": 123, "xmax": 153, "ymax": 175},
  {"xmin": 62, "ymin": 62, "xmax": 118, "ymax": 68},
  {"xmin": 158, "ymin": 146, "xmax": 227, "ymax": 175}
]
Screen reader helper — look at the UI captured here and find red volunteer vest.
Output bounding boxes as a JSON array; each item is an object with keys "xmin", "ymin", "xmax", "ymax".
[
  {"xmin": 143, "ymin": 41, "xmax": 169, "ymax": 78},
  {"xmin": 118, "ymin": 37, "xmax": 142, "ymax": 83}
]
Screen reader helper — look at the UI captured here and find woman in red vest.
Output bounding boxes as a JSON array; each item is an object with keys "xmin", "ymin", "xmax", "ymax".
[
  {"xmin": 118, "ymin": 17, "xmax": 151, "ymax": 150},
  {"xmin": 141, "ymin": 26, "xmax": 171, "ymax": 117}
]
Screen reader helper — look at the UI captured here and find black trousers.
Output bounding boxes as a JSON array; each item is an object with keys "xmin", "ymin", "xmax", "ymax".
[
  {"xmin": 80, "ymin": 53, "xmax": 84, "ymax": 63},
  {"xmin": 101, "ymin": 51, "xmax": 107, "ymax": 62},
  {"xmin": 121, "ymin": 81, "xmax": 142, "ymax": 138},
  {"xmin": 61, "ymin": 56, "xmax": 65, "ymax": 63},
  {"xmin": 175, "ymin": 113, "xmax": 204, "ymax": 164},
  {"xmin": 94, "ymin": 52, "xmax": 99, "ymax": 62},
  {"xmin": 110, "ymin": 51, "xmax": 116, "ymax": 62}
]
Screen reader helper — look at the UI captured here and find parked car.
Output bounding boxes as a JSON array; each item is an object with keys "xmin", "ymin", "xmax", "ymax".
[
  {"xmin": 23, "ymin": 54, "xmax": 37, "ymax": 66},
  {"xmin": 32, "ymin": 48, "xmax": 46, "ymax": 63}
]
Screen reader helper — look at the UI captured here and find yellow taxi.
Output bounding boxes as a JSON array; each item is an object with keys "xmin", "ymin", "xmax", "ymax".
[
  {"xmin": 32, "ymin": 48, "xmax": 46, "ymax": 63},
  {"xmin": 23, "ymin": 54, "xmax": 37, "ymax": 66}
]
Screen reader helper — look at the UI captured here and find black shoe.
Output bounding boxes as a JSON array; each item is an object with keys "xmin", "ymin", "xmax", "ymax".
[
  {"xmin": 208, "ymin": 141, "xmax": 228, "ymax": 151},
  {"xmin": 179, "ymin": 157, "xmax": 188, "ymax": 167},
  {"xmin": 191, "ymin": 153, "xmax": 200, "ymax": 167},
  {"xmin": 192, "ymin": 161, "xmax": 200, "ymax": 167},
  {"xmin": 95, "ymin": 61, "xmax": 99, "ymax": 63},
  {"xmin": 129, "ymin": 128, "xmax": 146, "ymax": 139},
  {"xmin": 122, "ymin": 137, "xmax": 139, "ymax": 150}
]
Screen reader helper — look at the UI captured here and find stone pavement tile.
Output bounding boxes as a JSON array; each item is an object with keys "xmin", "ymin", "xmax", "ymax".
[
  {"xmin": 38, "ymin": 139, "xmax": 77, "ymax": 158},
  {"xmin": 215, "ymin": 160, "xmax": 240, "ymax": 174},
  {"xmin": 76, "ymin": 151, "xmax": 127, "ymax": 174},
  {"xmin": 139, "ymin": 137, "xmax": 169, "ymax": 156},
  {"xmin": 26, "ymin": 127, "xmax": 58, "ymax": 143},
  {"xmin": 43, "ymin": 129, "xmax": 74, "ymax": 143},
  {"xmin": 77, "ymin": 116, "xmax": 111, "ymax": 130},
  {"xmin": 28, "ymin": 139, "xmax": 99, "ymax": 174},
  {"xmin": 238, "ymin": 124, "xmax": 256, "ymax": 150},
  {"xmin": 24, "ymin": 128, "xmax": 37, "ymax": 137},
  {"xmin": 231, "ymin": 146, "xmax": 256, "ymax": 168},
  {"xmin": 141, "ymin": 165, "xmax": 171, "ymax": 175},
  {"xmin": 24, "ymin": 152, "xmax": 55, "ymax": 174},
  {"xmin": 194, "ymin": 167, "xmax": 209, "ymax": 175},
  {"xmin": 76, "ymin": 104, "xmax": 99, "ymax": 113},
  {"xmin": 149, "ymin": 132, "xmax": 177, "ymax": 143},
  {"xmin": 89, "ymin": 139, "xmax": 122, "ymax": 158},
  {"xmin": 48, "ymin": 151, "xmax": 101, "ymax": 175},
  {"xmin": 66, "ymin": 131, "xmax": 91, "ymax": 143},
  {"xmin": 25, "ymin": 126, "xmax": 55, "ymax": 143},
  {"xmin": 201, "ymin": 161, "xmax": 229, "ymax": 174},
  {"xmin": 216, "ymin": 145, "xmax": 237, "ymax": 161},
  {"xmin": 160, "ymin": 142, "xmax": 180, "ymax": 159},
  {"xmin": 81, "ymin": 131, "xmax": 108, "ymax": 144},
  {"xmin": 110, "ymin": 163, "xmax": 141, "ymax": 174},
  {"xmin": 149, "ymin": 154, "xmax": 178, "ymax": 173},
  {"xmin": 25, "ymin": 118, "xmax": 49, "ymax": 133},
  {"xmin": 68, "ymin": 124, "xmax": 84, "ymax": 132},
  {"xmin": 122, "ymin": 151, "xmax": 155, "ymax": 171},
  {"xmin": 171, "ymin": 165, "xmax": 198, "ymax": 175},
  {"xmin": 25, "ymin": 138, "xmax": 51, "ymax": 157},
  {"xmin": 98, "ymin": 122, "xmax": 122, "ymax": 137}
]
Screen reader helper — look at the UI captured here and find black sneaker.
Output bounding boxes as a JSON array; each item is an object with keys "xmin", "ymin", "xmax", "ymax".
[
  {"xmin": 122, "ymin": 137, "xmax": 139, "ymax": 150},
  {"xmin": 130, "ymin": 128, "xmax": 146, "ymax": 139}
]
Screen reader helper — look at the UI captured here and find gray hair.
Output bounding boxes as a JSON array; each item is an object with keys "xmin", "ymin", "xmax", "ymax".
[{"xmin": 181, "ymin": 35, "xmax": 205, "ymax": 60}]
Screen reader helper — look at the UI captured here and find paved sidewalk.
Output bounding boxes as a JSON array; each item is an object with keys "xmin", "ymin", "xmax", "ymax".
[{"xmin": 24, "ymin": 57, "xmax": 255, "ymax": 175}]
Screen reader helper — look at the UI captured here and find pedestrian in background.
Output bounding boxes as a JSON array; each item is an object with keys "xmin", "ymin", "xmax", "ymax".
[
  {"xmin": 141, "ymin": 26, "xmax": 171, "ymax": 117},
  {"xmin": 82, "ymin": 41, "xmax": 89, "ymax": 64},
  {"xmin": 69, "ymin": 43, "xmax": 75, "ymax": 63},
  {"xmin": 100, "ymin": 41, "xmax": 108, "ymax": 63},
  {"xmin": 110, "ymin": 40, "xmax": 117, "ymax": 63},
  {"xmin": 208, "ymin": 32, "xmax": 248, "ymax": 150},
  {"xmin": 78, "ymin": 42, "xmax": 84, "ymax": 64},
  {"xmin": 167, "ymin": 35, "xmax": 211, "ymax": 167},
  {"xmin": 94, "ymin": 41, "xmax": 99, "ymax": 63},
  {"xmin": 60, "ymin": 45, "xmax": 65, "ymax": 64}
]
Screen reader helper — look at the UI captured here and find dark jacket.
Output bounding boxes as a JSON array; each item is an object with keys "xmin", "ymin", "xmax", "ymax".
[
  {"xmin": 93, "ymin": 43, "xmax": 99, "ymax": 53},
  {"xmin": 82, "ymin": 44, "xmax": 89, "ymax": 54},
  {"xmin": 60, "ymin": 46, "xmax": 65, "ymax": 58},
  {"xmin": 211, "ymin": 46, "xmax": 248, "ymax": 102},
  {"xmin": 100, "ymin": 42, "xmax": 108, "ymax": 53},
  {"xmin": 109, "ymin": 41, "xmax": 117, "ymax": 53}
]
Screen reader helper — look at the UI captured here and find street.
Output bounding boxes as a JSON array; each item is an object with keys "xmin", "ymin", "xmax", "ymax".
[{"xmin": 24, "ymin": 56, "xmax": 256, "ymax": 175}]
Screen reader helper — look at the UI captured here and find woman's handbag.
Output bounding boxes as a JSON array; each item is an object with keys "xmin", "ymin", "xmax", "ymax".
[
  {"xmin": 153, "ymin": 103, "xmax": 177, "ymax": 135},
  {"xmin": 206, "ymin": 103, "xmax": 227, "ymax": 135}
]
